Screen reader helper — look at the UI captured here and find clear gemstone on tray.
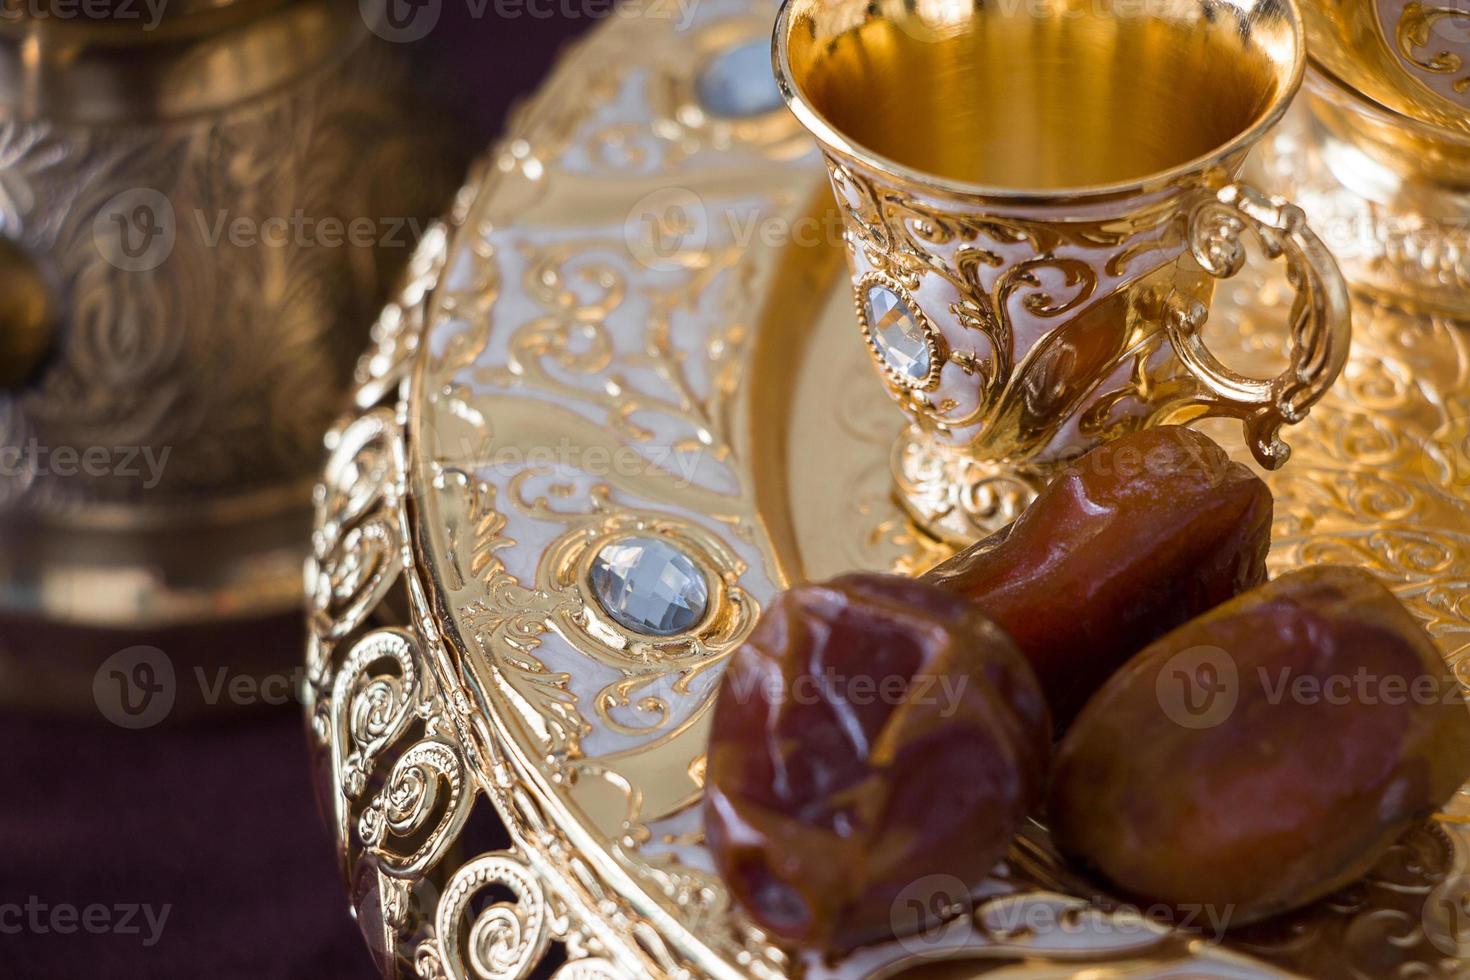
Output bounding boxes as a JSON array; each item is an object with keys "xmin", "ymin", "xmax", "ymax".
[
  {"xmin": 865, "ymin": 283, "xmax": 931, "ymax": 383},
  {"xmin": 589, "ymin": 536, "xmax": 710, "ymax": 636},
  {"xmin": 696, "ymin": 40, "xmax": 784, "ymax": 119}
]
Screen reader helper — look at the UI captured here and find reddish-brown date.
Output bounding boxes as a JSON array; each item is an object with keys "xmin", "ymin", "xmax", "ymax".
[
  {"xmin": 702, "ymin": 573, "xmax": 1050, "ymax": 953},
  {"xmin": 1048, "ymin": 565, "xmax": 1470, "ymax": 925},
  {"xmin": 924, "ymin": 425, "xmax": 1272, "ymax": 727}
]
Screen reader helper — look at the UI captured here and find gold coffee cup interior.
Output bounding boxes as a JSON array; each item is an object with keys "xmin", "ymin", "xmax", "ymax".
[{"xmin": 783, "ymin": 0, "xmax": 1296, "ymax": 189}]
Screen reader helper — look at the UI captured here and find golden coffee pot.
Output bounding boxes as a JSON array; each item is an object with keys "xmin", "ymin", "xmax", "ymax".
[{"xmin": 0, "ymin": 0, "xmax": 462, "ymax": 697}]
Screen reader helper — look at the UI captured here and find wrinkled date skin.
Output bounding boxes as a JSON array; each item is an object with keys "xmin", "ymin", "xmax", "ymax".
[
  {"xmin": 1049, "ymin": 565, "xmax": 1470, "ymax": 925},
  {"xmin": 703, "ymin": 573, "xmax": 1051, "ymax": 954},
  {"xmin": 924, "ymin": 425, "xmax": 1273, "ymax": 727}
]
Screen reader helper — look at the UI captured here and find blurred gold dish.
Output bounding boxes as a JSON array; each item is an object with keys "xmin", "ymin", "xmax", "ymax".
[
  {"xmin": 1302, "ymin": 0, "xmax": 1470, "ymax": 137},
  {"xmin": 1252, "ymin": 0, "xmax": 1470, "ymax": 313}
]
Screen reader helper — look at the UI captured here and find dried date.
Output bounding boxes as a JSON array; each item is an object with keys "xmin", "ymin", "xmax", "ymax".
[
  {"xmin": 924, "ymin": 425, "xmax": 1273, "ymax": 727},
  {"xmin": 1048, "ymin": 565, "xmax": 1470, "ymax": 925},
  {"xmin": 703, "ymin": 573, "xmax": 1050, "ymax": 953}
]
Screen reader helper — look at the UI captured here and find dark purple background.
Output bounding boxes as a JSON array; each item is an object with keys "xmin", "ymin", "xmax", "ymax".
[{"xmin": 0, "ymin": 9, "xmax": 592, "ymax": 978}]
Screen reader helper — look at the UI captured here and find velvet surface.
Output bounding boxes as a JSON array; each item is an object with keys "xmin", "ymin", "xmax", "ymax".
[{"xmin": 1, "ymin": 9, "xmax": 593, "ymax": 976}]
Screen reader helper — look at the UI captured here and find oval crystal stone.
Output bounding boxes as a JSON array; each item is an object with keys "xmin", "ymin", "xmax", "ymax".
[
  {"xmin": 696, "ymin": 39, "xmax": 784, "ymax": 119},
  {"xmin": 589, "ymin": 536, "xmax": 710, "ymax": 636},
  {"xmin": 864, "ymin": 283, "xmax": 931, "ymax": 383}
]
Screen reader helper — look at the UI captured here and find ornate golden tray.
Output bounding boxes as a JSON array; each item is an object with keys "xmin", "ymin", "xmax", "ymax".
[{"xmin": 303, "ymin": 1, "xmax": 1470, "ymax": 976}]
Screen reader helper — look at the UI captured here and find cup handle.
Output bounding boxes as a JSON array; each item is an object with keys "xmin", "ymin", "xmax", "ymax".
[{"xmin": 1166, "ymin": 181, "xmax": 1352, "ymax": 470}]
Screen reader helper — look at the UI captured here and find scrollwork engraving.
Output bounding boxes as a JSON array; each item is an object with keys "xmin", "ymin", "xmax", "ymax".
[
  {"xmin": 1396, "ymin": 3, "xmax": 1470, "ymax": 99},
  {"xmin": 359, "ymin": 739, "xmax": 473, "ymax": 878},
  {"xmin": 418, "ymin": 853, "xmax": 552, "ymax": 980}
]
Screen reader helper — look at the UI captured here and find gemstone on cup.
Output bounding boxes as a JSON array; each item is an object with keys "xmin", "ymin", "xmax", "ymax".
[
  {"xmin": 695, "ymin": 39, "xmax": 784, "ymax": 119},
  {"xmin": 863, "ymin": 282, "xmax": 933, "ymax": 385},
  {"xmin": 589, "ymin": 536, "xmax": 710, "ymax": 637}
]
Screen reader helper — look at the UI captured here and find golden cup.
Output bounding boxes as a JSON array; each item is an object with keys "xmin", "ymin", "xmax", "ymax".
[
  {"xmin": 1302, "ymin": 0, "xmax": 1470, "ymax": 139},
  {"xmin": 774, "ymin": 0, "xmax": 1353, "ymax": 543},
  {"xmin": 1249, "ymin": 0, "xmax": 1470, "ymax": 311}
]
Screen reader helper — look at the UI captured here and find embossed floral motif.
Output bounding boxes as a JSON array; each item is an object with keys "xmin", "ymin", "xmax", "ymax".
[
  {"xmin": 414, "ymin": 853, "xmax": 550, "ymax": 980},
  {"xmin": 824, "ymin": 160, "xmax": 1350, "ymax": 487},
  {"xmin": 1395, "ymin": 2, "xmax": 1470, "ymax": 101}
]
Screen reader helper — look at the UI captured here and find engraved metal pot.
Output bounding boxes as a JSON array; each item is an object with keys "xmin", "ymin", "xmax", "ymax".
[{"xmin": 0, "ymin": 0, "xmax": 462, "ymax": 646}]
